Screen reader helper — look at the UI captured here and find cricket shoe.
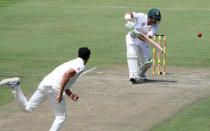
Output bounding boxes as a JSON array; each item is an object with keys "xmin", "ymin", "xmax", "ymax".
[
  {"xmin": 0, "ymin": 77, "xmax": 20, "ymax": 88},
  {"xmin": 129, "ymin": 78, "xmax": 137, "ymax": 83},
  {"xmin": 140, "ymin": 74, "xmax": 147, "ymax": 81}
]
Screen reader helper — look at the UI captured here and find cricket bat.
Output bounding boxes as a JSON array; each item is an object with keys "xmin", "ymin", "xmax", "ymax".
[{"xmin": 138, "ymin": 32, "xmax": 163, "ymax": 53}]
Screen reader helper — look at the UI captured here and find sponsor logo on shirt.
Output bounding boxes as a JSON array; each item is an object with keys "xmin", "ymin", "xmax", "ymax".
[
  {"xmin": 141, "ymin": 22, "xmax": 146, "ymax": 26},
  {"xmin": 77, "ymin": 67, "xmax": 80, "ymax": 71}
]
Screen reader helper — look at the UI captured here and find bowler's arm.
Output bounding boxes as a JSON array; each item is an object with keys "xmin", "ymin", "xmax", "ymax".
[
  {"xmin": 59, "ymin": 68, "xmax": 76, "ymax": 94},
  {"xmin": 55, "ymin": 68, "xmax": 76, "ymax": 103}
]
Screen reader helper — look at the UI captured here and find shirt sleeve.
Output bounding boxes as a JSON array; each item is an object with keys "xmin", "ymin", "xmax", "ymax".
[
  {"xmin": 148, "ymin": 24, "xmax": 159, "ymax": 37},
  {"xmin": 133, "ymin": 12, "xmax": 145, "ymax": 19},
  {"xmin": 71, "ymin": 62, "xmax": 85, "ymax": 74}
]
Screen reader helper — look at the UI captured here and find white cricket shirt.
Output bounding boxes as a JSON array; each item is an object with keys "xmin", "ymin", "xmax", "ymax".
[
  {"xmin": 131, "ymin": 12, "xmax": 159, "ymax": 37},
  {"xmin": 41, "ymin": 57, "xmax": 85, "ymax": 91}
]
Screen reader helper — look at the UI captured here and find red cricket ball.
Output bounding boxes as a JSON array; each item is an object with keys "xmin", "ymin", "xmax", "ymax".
[{"xmin": 197, "ymin": 33, "xmax": 202, "ymax": 37}]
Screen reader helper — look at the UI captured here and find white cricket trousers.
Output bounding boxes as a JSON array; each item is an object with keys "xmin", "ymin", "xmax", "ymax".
[
  {"xmin": 12, "ymin": 82, "xmax": 66, "ymax": 131},
  {"xmin": 126, "ymin": 34, "xmax": 150, "ymax": 79}
]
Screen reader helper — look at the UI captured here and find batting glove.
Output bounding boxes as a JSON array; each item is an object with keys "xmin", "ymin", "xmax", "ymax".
[
  {"xmin": 125, "ymin": 21, "xmax": 134, "ymax": 31},
  {"xmin": 130, "ymin": 29, "xmax": 140, "ymax": 38}
]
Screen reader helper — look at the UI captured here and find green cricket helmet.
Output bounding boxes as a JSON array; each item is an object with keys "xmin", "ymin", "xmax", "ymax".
[{"xmin": 148, "ymin": 8, "xmax": 161, "ymax": 21}]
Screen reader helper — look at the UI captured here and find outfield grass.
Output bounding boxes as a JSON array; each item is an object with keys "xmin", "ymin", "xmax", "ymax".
[
  {"xmin": 0, "ymin": 0, "xmax": 210, "ymax": 71},
  {"xmin": 0, "ymin": 0, "xmax": 210, "ymax": 130},
  {"xmin": 151, "ymin": 95, "xmax": 210, "ymax": 131}
]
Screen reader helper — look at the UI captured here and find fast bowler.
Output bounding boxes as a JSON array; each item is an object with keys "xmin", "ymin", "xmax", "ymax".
[{"xmin": 0, "ymin": 47, "xmax": 91, "ymax": 131}]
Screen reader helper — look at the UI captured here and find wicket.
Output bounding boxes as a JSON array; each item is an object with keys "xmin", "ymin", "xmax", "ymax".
[{"xmin": 152, "ymin": 35, "xmax": 166, "ymax": 75}]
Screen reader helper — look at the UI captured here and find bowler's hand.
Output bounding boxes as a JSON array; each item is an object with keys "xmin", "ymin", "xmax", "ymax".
[
  {"xmin": 70, "ymin": 94, "xmax": 79, "ymax": 101},
  {"xmin": 55, "ymin": 93, "xmax": 63, "ymax": 103}
]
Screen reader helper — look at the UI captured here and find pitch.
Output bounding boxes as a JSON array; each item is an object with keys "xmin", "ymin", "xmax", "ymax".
[{"xmin": 0, "ymin": 67, "xmax": 210, "ymax": 131}]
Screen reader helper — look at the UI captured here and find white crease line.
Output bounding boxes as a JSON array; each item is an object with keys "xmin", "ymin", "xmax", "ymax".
[{"xmin": 81, "ymin": 67, "xmax": 97, "ymax": 76}]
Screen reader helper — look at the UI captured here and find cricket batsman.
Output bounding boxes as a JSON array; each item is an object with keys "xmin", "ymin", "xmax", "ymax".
[
  {"xmin": 0, "ymin": 47, "xmax": 91, "ymax": 131},
  {"xmin": 124, "ymin": 8, "xmax": 161, "ymax": 83}
]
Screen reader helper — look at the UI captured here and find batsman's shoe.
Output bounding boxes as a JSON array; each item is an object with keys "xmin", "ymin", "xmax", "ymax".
[
  {"xmin": 0, "ymin": 77, "xmax": 20, "ymax": 88},
  {"xmin": 129, "ymin": 78, "xmax": 137, "ymax": 83},
  {"xmin": 140, "ymin": 74, "xmax": 147, "ymax": 81},
  {"xmin": 144, "ymin": 58, "xmax": 153, "ymax": 65}
]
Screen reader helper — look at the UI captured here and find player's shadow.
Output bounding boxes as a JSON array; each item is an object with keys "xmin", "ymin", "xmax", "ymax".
[{"xmin": 132, "ymin": 79, "xmax": 177, "ymax": 84}]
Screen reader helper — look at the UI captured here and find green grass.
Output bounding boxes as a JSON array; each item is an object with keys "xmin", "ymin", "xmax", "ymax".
[
  {"xmin": 151, "ymin": 96, "xmax": 210, "ymax": 131},
  {"xmin": 0, "ymin": 0, "xmax": 210, "ymax": 130},
  {"xmin": 0, "ymin": 0, "xmax": 210, "ymax": 71}
]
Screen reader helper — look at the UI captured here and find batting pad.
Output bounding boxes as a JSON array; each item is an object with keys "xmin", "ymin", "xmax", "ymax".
[{"xmin": 127, "ymin": 56, "xmax": 139, "ymax": 79}]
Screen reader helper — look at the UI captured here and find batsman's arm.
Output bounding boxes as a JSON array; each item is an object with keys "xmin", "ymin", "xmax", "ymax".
[
  {"xmin": 136, "ymin": 31, "xmax": 153, "ymax": 42},
  {"xmin": 146, "ymin": 34, "xmax": 152, "ymax": 39},
  {"xmin": 125, "ymin": 12, "xmax": 133, "ymax": 22},
  {"xmin": 138, "ymin": 34, "xmax": 152, "ymax": 42},
  {"xmin": 55, "ymin": 68, "xmax": 76, "ymax": 103},
  {"xmin": 137, "ymin": 31, "xmax": 163, "ymax": 53}
]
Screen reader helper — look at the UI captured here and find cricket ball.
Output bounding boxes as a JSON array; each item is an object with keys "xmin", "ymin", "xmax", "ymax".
[{"xmin": 197, "ymin": 33, "xmax": 202, "ymax": 37}]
